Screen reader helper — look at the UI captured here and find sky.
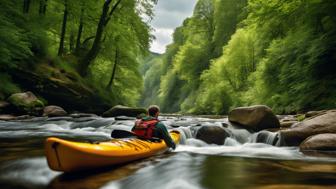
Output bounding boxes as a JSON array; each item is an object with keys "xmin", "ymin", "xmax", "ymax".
[{"xmin": 149, "ymin": 0, "xmax": 197, "ymax": 54}]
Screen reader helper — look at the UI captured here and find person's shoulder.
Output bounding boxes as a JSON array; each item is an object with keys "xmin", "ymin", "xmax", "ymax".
[
  {"xmin": 140, "ymin": 116, "xmax": 152, "ymax": 121},
  {"xmin": 155, "ymin": 121, "xmax": 165, "ymax": 127}
]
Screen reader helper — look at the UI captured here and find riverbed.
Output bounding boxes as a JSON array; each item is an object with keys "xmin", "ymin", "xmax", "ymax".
[{"xmin": 0, "ymin": 116, "xmax": 335, "ymax": 189}]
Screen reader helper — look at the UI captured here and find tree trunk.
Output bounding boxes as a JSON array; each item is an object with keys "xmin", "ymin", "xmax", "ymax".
[
  {"xmin": 39, "ymin": 0, "xmax": 48, "ymax": 15},
  {"xmin": 58, "ymin": 0, "xmax": 68, "ymax": 56},
  {"xmin": 75, "ymin": 6, "xmax": 84, "ymax": 54},
  {"xmin": 107, "ymin": 47, "xmax": 119, "ymax": 89},
  {"xmin": 79, "ymin": 0, "xmax": 122, "ymax": 76},
  {"xmin": 43, "ymin": 0, "xmax": 48, "ymax": 14},
  {"xmin": 23, "ymin": 0, "xmax": 31, "ymax": 13},
  {"xmin": 69, "ymin": 31, "xmax": 75, "ymax": 52}
]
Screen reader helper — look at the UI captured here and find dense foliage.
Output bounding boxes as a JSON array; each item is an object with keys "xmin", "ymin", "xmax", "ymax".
[
  {"xmin": 140, "ymin": 0, "xmax": 336, "ymax": 114},
  {"xmin": 0, "ymin": 0, "xmax": 156, "ymax": 107}
]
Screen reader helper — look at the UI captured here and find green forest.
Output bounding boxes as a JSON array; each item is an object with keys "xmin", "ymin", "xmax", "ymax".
[
  {"xmin": 0, "ymin": 0, "xmax": 156, "ymax": 113},
  {"xmin": 1, "ymin": 0, "xmax": 336, "ymax": 114},
  {"xmin": 141, "ymin": 0, "xmax": 336, "ymax": 114}
]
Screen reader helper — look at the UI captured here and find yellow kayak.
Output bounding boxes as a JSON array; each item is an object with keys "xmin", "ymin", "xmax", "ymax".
[{"xmin": 45, "ymin": 131, "xmax": 180, "ymax": 172}]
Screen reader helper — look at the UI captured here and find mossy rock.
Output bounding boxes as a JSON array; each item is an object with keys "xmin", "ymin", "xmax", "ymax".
[
  {"xmin": 296, "ymin": 114, "xmax": 306, "ymax": 121},
  {"xmin": 102, "ymin": 105, "xmax": 147, "ymax": 117},
  {"xmin": 7, "ymin": 91, "xmax": 44, "ymax": 115}
]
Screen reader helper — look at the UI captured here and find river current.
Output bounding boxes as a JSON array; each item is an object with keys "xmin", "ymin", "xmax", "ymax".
[{"xmin": 0, "ymin": 115, "xmax": 335, "ymax": 189}]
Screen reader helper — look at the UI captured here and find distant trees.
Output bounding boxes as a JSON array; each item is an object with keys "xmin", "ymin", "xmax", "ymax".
[
  {"xmin": 140, "ymin": 0, "xmax": 336, "ymax": 114},
  {"xmin": 140, "ymin": 0, "xmax": 247, "ymax": 113}
]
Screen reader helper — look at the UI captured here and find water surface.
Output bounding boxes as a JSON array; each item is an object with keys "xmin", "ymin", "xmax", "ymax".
[{"xmin": 0, "ymin": 116, "xmax": 335, "ymax": 189}]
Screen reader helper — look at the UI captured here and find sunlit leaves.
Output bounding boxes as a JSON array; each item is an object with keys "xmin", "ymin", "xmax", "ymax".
[{"xmin": 144, "ymin": 0, "xmax": 336, "ymax": 114}]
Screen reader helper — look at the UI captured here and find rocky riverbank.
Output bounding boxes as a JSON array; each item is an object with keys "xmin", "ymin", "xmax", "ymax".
[
  {"xmin": 0, "ymin": 91, "xmax": 146, "ymax": 120},
  {"xmin": 1, "ymin": 99, "xmax": 335, "ymax": 156},
  {"xmin": 193, "ymin": 105, "xmax": 336, "ymax": 155}
]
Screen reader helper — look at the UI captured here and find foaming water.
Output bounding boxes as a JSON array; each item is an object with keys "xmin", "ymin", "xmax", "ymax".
[
  {"xmin": 0, "ymin": 118, "xmax": 115, "ymax": 140},
  {"xmin": 0, "ymin": 116, "xmax": 335, "ymax": 162},
  {"xmin": 223, "ymin": 137, "xmax": 241, "ymax": 146}
]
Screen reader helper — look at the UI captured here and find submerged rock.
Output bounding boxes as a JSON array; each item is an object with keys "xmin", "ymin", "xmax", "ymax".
[
  {"xmin": 114, "ymin": 116, "xmax": 136, "ymax": 120},
  {"xmin": 228, "ymin": 105, "xmax": 280, "ymax": 131},
  {"xmin": 102, "ymin": 105, "xmax": 146, "ymax": 117},
  {"xmin": 43, "ymin": 105, "xmax": 67, "ymax": 117},
  {"xmin": 70, "ymin": 113, "xmax": 98, "ymax": 118},
  {"xmin": 7, "ymin": 91, "xmax": 44, "ymax": 115},
  {"xmin": 280, "ymin": 110, "xmax": 336, "ymax": 146},
  {"xmin": 300, "ymin": 133, "xmax": 336, "ymax": 152},
  {"xmin": 196, "ymin": 125, "xmax": 230, "ymax": 145}
]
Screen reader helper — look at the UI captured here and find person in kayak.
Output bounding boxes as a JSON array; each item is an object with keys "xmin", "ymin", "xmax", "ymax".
[{"xmin": 132, "ymin": 105, "xmax": 176, "ymax": 150}]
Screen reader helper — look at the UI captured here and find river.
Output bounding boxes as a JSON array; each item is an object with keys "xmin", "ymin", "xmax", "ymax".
[{"xmin": 0, "ymin": 115, "xmax": 335, "ymax": 189}]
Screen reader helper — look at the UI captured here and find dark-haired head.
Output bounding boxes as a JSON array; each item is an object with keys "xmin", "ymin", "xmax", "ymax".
[{"xmin": 148, "ymin": 105, "xmax": 160, "ymax": 117}]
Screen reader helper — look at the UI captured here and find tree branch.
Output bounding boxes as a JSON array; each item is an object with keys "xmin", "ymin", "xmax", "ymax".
[
  {"xmin": 104, "ymin": 0, "xmax": 122, "ymax": 26},
  {"xmin": 82, "ymin": 36, "xmax": 95, "ymax": 46}
]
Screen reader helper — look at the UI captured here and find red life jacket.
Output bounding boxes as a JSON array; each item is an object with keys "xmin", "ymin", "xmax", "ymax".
[{"xmin": 132, "ymin": 119, "xmax": 159, "ymax": 139}]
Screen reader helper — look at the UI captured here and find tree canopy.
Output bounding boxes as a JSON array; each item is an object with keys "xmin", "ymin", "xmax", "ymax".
[
  {"xmin": 0, "ymin": 0, "xmax": 157, "ymax": 109},
  {"xmin": 140, "ymin": 0, "xmax": 336, "ymax": 114}
]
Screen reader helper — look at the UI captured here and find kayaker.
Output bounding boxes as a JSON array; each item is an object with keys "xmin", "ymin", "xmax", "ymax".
[{"xmin": 132, "ymin": 105, "xmax": 176, "ymax": 150}]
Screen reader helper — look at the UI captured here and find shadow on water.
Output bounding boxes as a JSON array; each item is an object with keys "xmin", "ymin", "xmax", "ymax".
[
  {"xmin": 0, "ymin": 153, "xmax": 171, "ymax": 189},
  {"xmin": 48, "ymin": 153, "xmax": 175, "ymax": 189},
  {"xmin": 200, "ymin": 156, "xmax": 336, "ymax": 189},
  {"xmin": 48, "ymin": 166, "xmax": 135, "ymax": 189}
]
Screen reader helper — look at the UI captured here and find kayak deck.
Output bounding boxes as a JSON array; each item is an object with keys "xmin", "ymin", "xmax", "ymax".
[{"xmin": 45, "ymin": 131, "xmax": 180, "ymax": 172}]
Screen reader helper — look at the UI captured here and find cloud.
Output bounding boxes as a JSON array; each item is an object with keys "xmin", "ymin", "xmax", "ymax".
[
  {"xmin": 150, "ymin": 28, "xmax": 174, "ymax": 53},
  {"xmin": 150, "ymin": 0, "xmax": 197, "ymax": 53}
]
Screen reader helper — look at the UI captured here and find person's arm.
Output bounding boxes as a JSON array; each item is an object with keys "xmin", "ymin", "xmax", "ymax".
[{"xmin": 155, "ymin": 122, "xmax": 176, "ymax": 149}]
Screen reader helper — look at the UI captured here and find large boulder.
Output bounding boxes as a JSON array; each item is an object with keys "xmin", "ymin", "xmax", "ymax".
[
  {"xmin": 300, "ymin": 133, "xmax": 336, "ymax": 152},
  {"xmin": 7, "ymin": 91, "xmax": 44, "ymax": 115},
  {"xmin": 195, "ymin": 126, "xmax": 230, "ymax": 145},
  {"xmin": 102, "ymin": 105, "xmax": 146, "ymax": 117},
  {"xmin": 280, "ymin": 110, "xmax": 336, "ymax": 146},
  {"xmin": 43, "ymin": 105, "xmax": 67, "ymax": 117},
  {"xmin": 228, "ymin": 105, "xmax": 280, "ymax": 131}
]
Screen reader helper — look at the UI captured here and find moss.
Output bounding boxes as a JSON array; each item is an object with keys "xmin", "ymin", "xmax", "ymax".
[
  {"xmin": 296, "ymin": 114, "xmax": 306, "ymax": 122},
  {"xmin": 37, "ymin": 96, "xmax": 48, "ymax": 106},
  {"xmin": 0, "ymin": 73, "xmax": 21, "ymax": 98},
  {"xmin": 8, "ymin": 92, "xmax": 44, "ymax": 114}
]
